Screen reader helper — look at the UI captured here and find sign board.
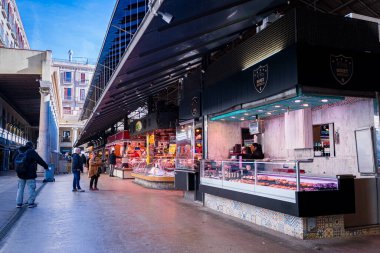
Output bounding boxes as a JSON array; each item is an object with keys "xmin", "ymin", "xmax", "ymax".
[{"xmin": 355, "ymin": 127, "xmax": 376, "ymax": 174}]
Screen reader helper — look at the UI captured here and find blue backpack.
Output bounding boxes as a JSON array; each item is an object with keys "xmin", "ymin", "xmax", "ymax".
[{"xmin": 15, "ymin": 151, "xmax": 28, "ymax": 176}]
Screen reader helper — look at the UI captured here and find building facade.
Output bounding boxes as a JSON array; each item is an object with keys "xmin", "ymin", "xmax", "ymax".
[
  {"xmin": 52, "ymin": 58, "xmax": 95, "ymax": 155},
  {"xmin": 0, "ymin": 0, "xmax": 29, "ymax": 49},
  {"xmin": 0, "ymin": 48, "xmax": 58, "ymax": 171}
]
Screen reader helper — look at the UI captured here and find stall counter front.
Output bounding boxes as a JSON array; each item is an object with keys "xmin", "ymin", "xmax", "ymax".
[
  {"xmin": 200, "ymin": 159, "xmax": 356, "ymax": 239},
  {"xmin": 131, "ymin": 158, "xmax": 175, "ymax": 190}
]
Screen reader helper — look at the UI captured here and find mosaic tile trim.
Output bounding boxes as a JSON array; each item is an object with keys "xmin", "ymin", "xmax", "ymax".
[
  {"xmin": 204, "ymin": 194, "xmax": 304, "ymax": 239},
  {"xmin": 204, "ymin": 194, "xmax": 380, "ymax": 239},
  {"xmin": 134, "ymin": 178, "xmax": 174, "ymax": 190}
]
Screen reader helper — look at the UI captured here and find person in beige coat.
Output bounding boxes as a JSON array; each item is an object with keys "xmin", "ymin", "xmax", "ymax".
[{"xmin": 88, "ymin": 152, "xmax": 103, "ymax": 191}]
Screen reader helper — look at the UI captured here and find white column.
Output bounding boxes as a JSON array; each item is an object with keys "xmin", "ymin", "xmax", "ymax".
[
  {"xmin": 72, "ymin": 128, "xmax": 78, "ymax": 146},
  {"xmin": 37, "ymin": 87, "xmax": 50, "ymax": 171}
]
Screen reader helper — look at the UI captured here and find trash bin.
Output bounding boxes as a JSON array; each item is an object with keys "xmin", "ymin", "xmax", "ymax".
[{"xmin": 43, "ymin": 164, "xmax": 56, "ymax": 183}]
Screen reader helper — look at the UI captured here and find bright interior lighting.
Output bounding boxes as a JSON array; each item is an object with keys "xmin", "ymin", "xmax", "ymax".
[
  {"xmin": 274, "ymin": 105, "xmax": 281, "ymax": 108},
  {"xmin": 302, "ymin": 104, "xmax": 309, "ymax": 107},
  {"xmin": 321, "ymin": 99, "xmax": 328, "ymax": 102},
  {"xmin": 294, "ymin": 100, "xmax": 301, "ymax": 103}
]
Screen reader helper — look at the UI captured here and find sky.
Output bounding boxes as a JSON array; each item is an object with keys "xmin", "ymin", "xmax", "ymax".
[{"xmin": 17, "ymin": 0, "xmax": 116, "ymax": 64}]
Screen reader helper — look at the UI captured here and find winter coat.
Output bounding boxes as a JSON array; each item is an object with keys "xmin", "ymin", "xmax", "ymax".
[
  {"xmin": 81, "ymin": 154, "xmax": 87, "ymax": 166},
  {"xmin": 109, "ymin": 153, "xmax": 117, "ymax": 165},
  {"xmin": 71, "ymin": 153, "xmax": 83, "ymax": 172},
  {"xmin": 88, "ymin": 157, "xmax": 102, "ymax": 178},
  {"xmin": 15, "ymin": 145, "xmax": 48, "ymax": 179}
]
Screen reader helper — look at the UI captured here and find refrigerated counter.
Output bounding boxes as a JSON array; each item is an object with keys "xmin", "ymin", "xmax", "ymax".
[{"xmin": 200, "ymin": 159, "xmax": 355, "ymax": 217}]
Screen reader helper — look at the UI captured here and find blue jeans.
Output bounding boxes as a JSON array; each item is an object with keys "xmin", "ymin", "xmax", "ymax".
[
  {"xmin": 16, "ymin": 179, "xmax": 37, "ymax": 205},
  {"xmin": 72, "ymin": 170, "xmax": 81, "ymax": 190},
  {"xmin": 109, "ymin": 164, "xmax": 115, "ymax": 176}
]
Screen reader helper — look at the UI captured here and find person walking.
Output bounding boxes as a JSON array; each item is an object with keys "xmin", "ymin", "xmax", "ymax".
[
  {"xmin": 81, "ymin": 152, "xmax": 87, "ymax": 173},
  {"xmin": 109, "ymin": 150, "xmax": 117, "ymax": 177},
  {"xmin": 88, "ymin": 152, "xmax": 102, "ymax": 191},
  {"xmin": 15, "ymin": 141, "xmax": 49, "ymax": 208},
  {"xmin": 72, "ymin": 148, "xmax": 85, "ymax": 192}
]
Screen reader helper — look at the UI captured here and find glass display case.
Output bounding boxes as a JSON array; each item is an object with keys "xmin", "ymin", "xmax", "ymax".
[
  {"xmin": 175, "ymin": 120, "xmax": 202, "ymax": 171},
  {"xmin": 200, "ymin": 159, "xmax": 338, "ymax": 203},
  {"xmin": 130, "ymin": 158, "xmax": 147, "ymax": 174},
  {"xmin": 132, "ymin": 158, "xmax": 174, "ymax": 177}
]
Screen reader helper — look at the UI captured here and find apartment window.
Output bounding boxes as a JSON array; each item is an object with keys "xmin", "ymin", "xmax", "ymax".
[
  {"xmin": 64, "ymin": 72, "xmax": 72, "ymax": 83},
  {"xmin": 80, "ymin": 73, "xmax": 86, "ymax": 84},
  {"xmin": 63, "ymin": 107, "xmax": 71, "ymax": 114},
  {"xmin": 80, "ymin": 89, "xmax": 85, "ymax": 101},
  {"xmin": 64, "ymin": 88, "xmax": 72, "ymax": 100},
  {"xmin": 62, "ymin": 130, "xmax": 71, "ymax": 142}
]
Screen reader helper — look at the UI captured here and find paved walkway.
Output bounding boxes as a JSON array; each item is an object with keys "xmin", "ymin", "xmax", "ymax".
[{"xmin": 0, "ymin": 171, "xmax": 380, "ymax": 253}]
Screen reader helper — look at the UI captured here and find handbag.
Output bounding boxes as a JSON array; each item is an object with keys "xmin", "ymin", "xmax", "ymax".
[{"xmin": 97, "ymin": 166, "xmax": 102, "ymax": 176}]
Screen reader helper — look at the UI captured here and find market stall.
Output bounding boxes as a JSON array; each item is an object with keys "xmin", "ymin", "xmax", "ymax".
[
  {"xmin": 105, "ymin": 130, "xmax": 146, "ymax": 179},
  {"xmin": 178, "ymin": 8, "xmax": 380, "ymax": 239},
  {"xmin": 174, "ymin": 119, "xmax": 203, "ymax": 200},
  {"xmin": 128, "ymin": 111, "xmax": 178, "ymax": 189}
]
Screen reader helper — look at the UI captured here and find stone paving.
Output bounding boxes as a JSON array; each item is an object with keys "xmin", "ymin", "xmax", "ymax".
[{"xmin": 0, "ymin": 171, "xmax": 380, "ymax": 253}]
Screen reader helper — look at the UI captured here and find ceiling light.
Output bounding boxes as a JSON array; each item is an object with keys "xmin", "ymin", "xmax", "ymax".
[
  {"xmin": 157, "ymin": 11, "xmax": 173, "ymax": 24},
  {"xmin": 321, "ymin": 99, "xmax": 328, "ymax": 102},
  {"xmin": 149, "ymin": 2, "xmax": 173, "ymax": 24},
  {"xmin": 258, "ymin": 110, "xmax": 263, "ymax": 112},
  {"xmin": 294, "ymin": 100, "xmax": 301, "ymax": 103},
  {"xmin": 231, "ymin": 116, "xmax": 236, "ymax": 119},
  {"xmin": 266, "ymin": 112, "xmax": 272, "ymax": 115},
  {"xmin": 274, "ymin": 105, "xmax": 281, "ymax": 108},
  {"xmin": 302, "ymin": 104, "xmax": 309, "ymax": 107},
  {"xmin": 244, "ymin": 113, "xmax": 249, "ymax": 116},
  {"xmin": 240, "ymin": 118, "xmax": 245, "ymax": 121}
]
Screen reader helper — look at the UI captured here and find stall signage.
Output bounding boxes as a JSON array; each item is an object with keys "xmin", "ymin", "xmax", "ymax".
[
  {"xmin": 330, "ymin": 54, "xmax": 353, "ymax": 85},
  {"xmin": 253, "ymin": 64, "xmax": 268, "ymax": 93},
  {"xmin": 135, "ymin": 120, "xmax": 143, "ymax": 132}
]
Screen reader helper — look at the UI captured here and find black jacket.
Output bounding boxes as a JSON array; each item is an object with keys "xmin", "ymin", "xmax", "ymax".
[
  {"xmin": 81, "ymin": 154, "xmax": 87, "ymax": 165},
  {"xmin": 109, "ymin": 153, "xmax": 117, "ymax": 165},
  {"xmin": 252, "ymin": 150, "xmax": 264, "ymax": 159},
  {"xmin": 15, "ymin": 145, "xmax": 49, "ymax": 179},
  {"xmin": 71, "ymin": 153, "xmax": 83, "ymax": 172}
]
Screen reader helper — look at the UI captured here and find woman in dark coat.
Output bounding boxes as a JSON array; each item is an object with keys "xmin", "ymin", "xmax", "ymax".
[{"xmin": 250, "ymin": 143, "xmax": 264, "ymax": 159}]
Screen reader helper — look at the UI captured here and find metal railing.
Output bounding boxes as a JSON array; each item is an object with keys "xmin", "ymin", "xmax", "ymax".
[{"xmin": 200, "ymin": 159, "xmax": 338, "ymax": 202}]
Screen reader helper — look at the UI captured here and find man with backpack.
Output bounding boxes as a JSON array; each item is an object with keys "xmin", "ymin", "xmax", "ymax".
[{"xmin": 15, "ymin": 141, "xmax": 49, "ymax": 208}]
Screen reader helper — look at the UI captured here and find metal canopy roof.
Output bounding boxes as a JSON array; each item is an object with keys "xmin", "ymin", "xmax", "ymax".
[
  {"xmin": 78, "ymin": 0, "xmax": 380, "ymax": 145},
  {"xmin": 0, "ymin": 74, "xmax": 41, "ymax": 126},
  {"xmin": 78, "ymin": 0, "xmax": 289, "ymax": 145}
]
